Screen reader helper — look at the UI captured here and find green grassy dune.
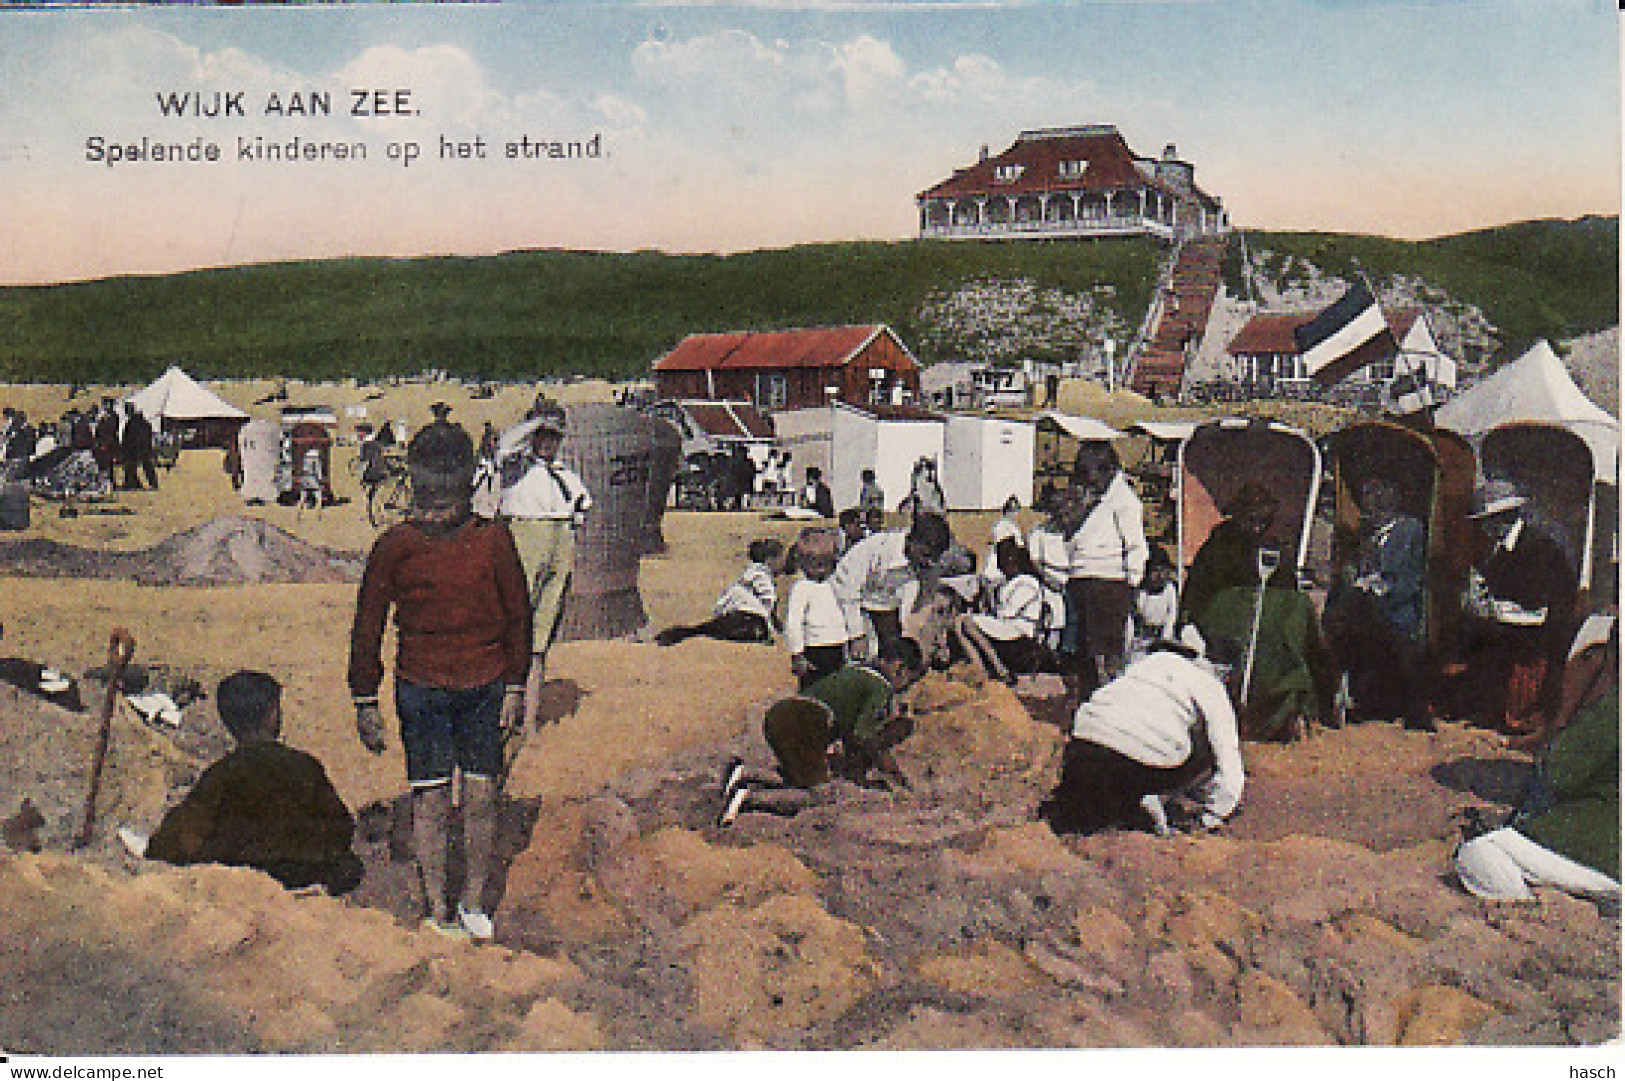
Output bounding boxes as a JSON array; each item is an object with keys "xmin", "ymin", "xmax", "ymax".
[{"xmin": 0, "ymin": 217, "xmax": 1614, "ymax": 386}]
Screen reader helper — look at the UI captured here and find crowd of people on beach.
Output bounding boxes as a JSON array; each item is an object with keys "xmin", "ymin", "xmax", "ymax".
[
  {"xmin": 658, "ymin": 429, "xmax": 1616, "ymax": 912},
  {"xmin": 105, "ymin": 393, "xmax": 1616, "ymax": 941},
  {"xmin": 1, "ymin": 399, "xmax": 162, "ymax": 493}
]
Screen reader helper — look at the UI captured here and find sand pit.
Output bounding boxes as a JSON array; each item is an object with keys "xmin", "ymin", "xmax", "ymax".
[
  {"xmin": 488, "ymin": 675, "xmax": 1615, "ymax": 1050},
  {"xmin": 1, "ymin": 609, "xmax": 1617, "ymax": 1054}
]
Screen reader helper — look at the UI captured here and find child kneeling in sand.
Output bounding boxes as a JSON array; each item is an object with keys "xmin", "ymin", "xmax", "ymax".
[
  {"xmin": 121, "ymin": 670, "xmax": 363, "ymax": 897},
  {"xmin": 717, "ymin": 637, "xmax": 925, "ymax": 826}
]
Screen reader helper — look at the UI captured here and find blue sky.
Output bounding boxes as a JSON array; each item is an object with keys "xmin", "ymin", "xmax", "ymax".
[{"xmin": 0, "ymin": 1, "xmax": 1617, "ymax": 284}]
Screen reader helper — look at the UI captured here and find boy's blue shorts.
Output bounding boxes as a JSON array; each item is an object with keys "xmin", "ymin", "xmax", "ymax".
[{"xmin": 396, "ymin": 678, "xmax": 505, "ymax": 786}]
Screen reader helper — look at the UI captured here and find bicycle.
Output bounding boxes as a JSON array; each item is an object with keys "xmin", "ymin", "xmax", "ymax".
[{"xmin": 364, "ymin": 451, "xmax": 411, "ymax": 528}]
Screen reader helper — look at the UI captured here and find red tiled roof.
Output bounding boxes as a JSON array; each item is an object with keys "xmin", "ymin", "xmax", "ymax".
[
  {"xmin": 655, "ymin": 325, "xmax": 896, "ymax": 373},
  {"xmin": 1386, "ymin": 307, "xmax": 1423, "ymax": 340},
  {"xmin": 678, "ymin": 401, "xmax": 776, "ymax": 441},
  {"xmin": 1227, "ymin": 306, "xmax": 1422, "ymax": 357},
  {"xmin": 1227, "ymin": 312, "xmax": 1317, "ymax": 356},
  {"xmin": 917, "ymin": 126, "xmax": 1216, "ymax": 205}
]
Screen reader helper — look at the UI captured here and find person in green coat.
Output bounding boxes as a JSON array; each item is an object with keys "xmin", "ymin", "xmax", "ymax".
[
  {"xmin": 1454, "ymin": 626, "xmax": 1619, "ymax": 903},
  {"xmin": 1181, "ymin": 483, "xmax": 1333, "ymax": 741},
  {"xmin": 1193, "ymin": 583, "xmax": 1336, "ymax": 742}
]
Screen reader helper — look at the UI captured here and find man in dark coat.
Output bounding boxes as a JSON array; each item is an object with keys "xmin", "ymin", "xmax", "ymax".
[
  {"xmin": 120, "ymin": 403, "xmax": 159, "ymax": 490},
  {"xmin": 92, "ymin": 401, "xmax": 121, "ymax": 481},
  {"xmin": 1457, "ymin": 479, "xmax": 1579, "ymax": 737},
  {"xmin": 1323, "ymin": 478, "xmax": 1432, "ymax": 728}
]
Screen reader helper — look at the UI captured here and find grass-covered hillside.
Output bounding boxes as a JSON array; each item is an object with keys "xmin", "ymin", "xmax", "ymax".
[
  {"xmin": 1227, "ymin": 216, "xmax": 1618, "ymax": 360},
  {"xmin": 0, "ymin": 217, "xmax": 1614, "ymax": 386},
  {"xmin": 0, "ymin": 240, "xmax": 1164, "ymax": 386}
]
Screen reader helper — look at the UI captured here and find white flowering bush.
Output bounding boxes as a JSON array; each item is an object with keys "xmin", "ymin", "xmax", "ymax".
[{"xmin": 913, "ymin": 277, "xmax": 1127, "ymax": 368}]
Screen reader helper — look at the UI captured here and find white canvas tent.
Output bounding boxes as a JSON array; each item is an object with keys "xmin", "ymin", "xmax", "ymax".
[
  {"xmin": 941, "ymin": 415, "xmax": 1035, "ymax": 511},
  {"xmin": 1436, "ymin": 340, "xmax": 1619, "ymax": 483},
  {"xmin": 127, "ymin": 365, "xmax": 249, "ymax": 424},
  {"xmin": 125, "ymin": 365, "xmax": 249, "ymax": 447}
]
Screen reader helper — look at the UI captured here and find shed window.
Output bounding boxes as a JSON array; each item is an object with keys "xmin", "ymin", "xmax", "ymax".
[{"xmin": 756, "ymin": 373, "xmax": 788, "ymax": 410}]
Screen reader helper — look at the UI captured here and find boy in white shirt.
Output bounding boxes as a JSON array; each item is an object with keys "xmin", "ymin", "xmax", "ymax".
[
  {"xmin": 829, "ymin": 512, "xmax": 953, "ymax": 659},
  {"xmin": 1042, "ymin": 628, "xmax": 1244, "ymax": 837},
  {"xmin": 783, "ymin": 529, "xmax": 851, "ymax": 688},
  {"xmin": 953, "ymin": 541, "xmax": 1045, "ymax": 684}
]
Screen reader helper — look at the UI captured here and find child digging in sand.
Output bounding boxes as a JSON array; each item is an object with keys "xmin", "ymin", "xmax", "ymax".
[{"xmin": 717, "ymin": 637, "xmax": 925, "ymax": 826}]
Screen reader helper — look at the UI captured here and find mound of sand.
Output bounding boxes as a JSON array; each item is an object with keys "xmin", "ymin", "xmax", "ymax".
[
  {"xmin": 0, "ymin": 516, "xmax": 363, "ymax": 586},
  {"xmin": 0, "ymin": 853, "xmax": 593, "ymax": 1055},
  {"xmin": 0, "ymin": 679, "xmax": 231, "ymax": 854},
  {"xmin": 489, "ymin": 675, "xmax": 1617, "ymax": 1050}
]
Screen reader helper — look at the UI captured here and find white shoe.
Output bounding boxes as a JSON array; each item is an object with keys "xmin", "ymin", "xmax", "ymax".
[
  {"xmin": 719, "ymin": 757, "xmax": 748, "ymax": 801},
  {"xmin": 1140, "ymin": 794, "xmax": 1173, "ymax": 838},
  {"xmin": 717, "ymin": 785, "xmax": 750, "ymax": 828},
  {"xmin": 422, "ymin": 916, "xmax": 472, "ymax": 941},
  {"xmin": 117, "ymin": 826, "xmax": 149, "ymax": 858},
  {"xmin": 457, "ymin": 903, "xmax": 494, "ymax": 941}
]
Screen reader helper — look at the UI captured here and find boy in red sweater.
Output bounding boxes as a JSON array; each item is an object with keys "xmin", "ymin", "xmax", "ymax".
[{"xmin": 349, "ymin": 417, "xmax": 532, "ymax": 940}]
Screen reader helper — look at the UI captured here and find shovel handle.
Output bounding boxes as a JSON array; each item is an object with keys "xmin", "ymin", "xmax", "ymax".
[
  {"xmin": 73, "ymin": 628, "xmax": 137, "ymax": 850},
  {"xmin": 107, "ymin": 627, "xmax": 136, "ymax": 673}
]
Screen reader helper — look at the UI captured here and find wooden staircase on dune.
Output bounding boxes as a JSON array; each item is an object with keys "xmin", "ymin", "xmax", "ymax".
[{"xmin": 1126, "ymin": 235, "xmax": 1229, "ymax": 401}]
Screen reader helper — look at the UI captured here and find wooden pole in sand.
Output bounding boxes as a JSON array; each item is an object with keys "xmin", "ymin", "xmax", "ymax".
[{"xmin": 73, "ymin": 627, "xmax": 136, "ymax": 850}]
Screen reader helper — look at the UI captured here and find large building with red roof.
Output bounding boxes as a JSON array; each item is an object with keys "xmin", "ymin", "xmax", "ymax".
[
  {"xmin": 652, "ymin": 324, "xmax": 920, "ymax": 412},
  {"xmin": 917, "ymin": 125, "xmax": 1229, "ymax": 243}
]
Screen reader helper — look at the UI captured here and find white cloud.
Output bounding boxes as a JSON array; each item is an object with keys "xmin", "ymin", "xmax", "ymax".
[
  {"xmin": 829, "ymin": 34, "xmax": 907, "ymax": 109},
  {"xmin": 632, "ymin": 27, "xmax": 1091, "ymax": 125},
  {"xmin": 336, "ymin": 44, "xmax": 503, "ymax": 130},
  {"xmin": 632, "ymin": 28, "xmax": 790, "ymax": 89},
  {"xmin": 908, "ymin": 52, "xmax": 1089, "ymax": 110}
]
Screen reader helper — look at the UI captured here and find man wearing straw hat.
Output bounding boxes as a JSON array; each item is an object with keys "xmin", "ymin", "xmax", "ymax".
[
  {"xmin": 1456, "ymin": 478, "xmax": 1578, "ymax": 737},
  {"xmin": 496, "ymin": 397, "xmax": 593, "ymax": 732},
  {"xmin": 349, "ymin": 416, "xmax": 532, "ymax": 940}
]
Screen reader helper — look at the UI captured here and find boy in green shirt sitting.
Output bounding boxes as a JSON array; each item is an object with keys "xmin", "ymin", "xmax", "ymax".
[{"xmin": 122, "ymin": 670, "xmax": 362, "ymax": 896}]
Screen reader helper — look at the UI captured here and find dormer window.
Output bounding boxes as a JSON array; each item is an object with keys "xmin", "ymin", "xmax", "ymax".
[
  {"xmin": 1058, "ymin": 159, "xmax": 1088, "ymax": 179},
  {"xmin": 993, "ymin": 164, "xmax": 1024, "ymax": 183}
]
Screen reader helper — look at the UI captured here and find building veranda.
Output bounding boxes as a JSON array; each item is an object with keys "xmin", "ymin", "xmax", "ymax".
[{"xmin": 917, "ymin": 124, "xmax": 1230, "ymax": 244}]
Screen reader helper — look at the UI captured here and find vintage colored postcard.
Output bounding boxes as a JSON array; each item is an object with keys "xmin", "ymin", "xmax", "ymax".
[{"xmin": 0, "ymin": 2, "xmax": 1618, "ymax": 1077}]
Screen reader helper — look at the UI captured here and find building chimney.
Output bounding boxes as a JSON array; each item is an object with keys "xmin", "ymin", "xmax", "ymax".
[
  {"xmin": 978, "ymin": 144, "xmax": 989, "ymax": 163},
  {"xmin": 1163, "ymin": 143, "xmax": 1178, "ymax": 161}
]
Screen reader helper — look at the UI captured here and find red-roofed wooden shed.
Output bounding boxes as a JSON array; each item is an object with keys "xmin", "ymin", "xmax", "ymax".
[{"xmin": 653, "ymin": 324, "xmax": 920, "ymax": 412}]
